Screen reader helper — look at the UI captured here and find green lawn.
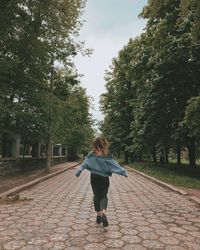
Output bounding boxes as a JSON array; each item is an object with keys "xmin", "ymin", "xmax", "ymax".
[{"xmin": 126, "ymin": 162, "xmax": 200, "ymax": 189}]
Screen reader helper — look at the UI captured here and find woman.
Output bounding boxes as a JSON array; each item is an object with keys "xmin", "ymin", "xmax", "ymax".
[{"xmin": 75, "ymin": 137, "xmax": 128, "ymax": 227}]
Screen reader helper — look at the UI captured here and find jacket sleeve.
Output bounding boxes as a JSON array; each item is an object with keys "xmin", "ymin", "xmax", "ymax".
[
  {"xmin": 106, "ymin": 159, "xmax": 128, "ymax": 177},
  {"xmin": 75, "ymin": 160, "xmax": 88, "ymax": 177}
]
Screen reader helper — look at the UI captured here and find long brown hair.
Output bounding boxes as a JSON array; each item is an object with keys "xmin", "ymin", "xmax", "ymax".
[{"xmin": 92, "ymin": 137, "xmax": 109, "ymax": 156}]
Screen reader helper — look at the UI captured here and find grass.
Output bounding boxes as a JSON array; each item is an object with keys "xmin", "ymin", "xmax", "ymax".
[{"xmin": 125, "ymin": 162, "xmax": 200, "ymax": 189}]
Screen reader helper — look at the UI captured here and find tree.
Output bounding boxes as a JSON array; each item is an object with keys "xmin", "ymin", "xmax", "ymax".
[
  {"xmin": 0, "ymin": 0, "xmax": 92, "ymax": 170},
  {"xmin": 100, "ymin": 40, "xmax": 136, "ymax": 163},
  {"xmin": 100, "ymin": 0, "xmax": 200, "ymax": 168},
  {"xmin": 184, "ymin": 97, "xmax": 200, "ymax": 139},
  {"xmin": 62, "ymin": 86, "xmax": 95, "ymax": 152},
  {"xmin": 139, "ymin": 0, "xmax": 200, "ymax": 166}
]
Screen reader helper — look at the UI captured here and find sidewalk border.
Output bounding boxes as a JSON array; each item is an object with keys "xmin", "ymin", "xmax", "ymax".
[
  {"xmin": 125, "ymin": 165, "xmax": 200, "ymax": 206},
  {"xmin": 0, "ymin": 162, "xmax": 81, "ymax": 199}
]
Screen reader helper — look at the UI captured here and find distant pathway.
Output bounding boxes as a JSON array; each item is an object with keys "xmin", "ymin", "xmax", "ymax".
[{"xmin": 0, "ymin": 166, "xmax": 200, "ymax": 249}]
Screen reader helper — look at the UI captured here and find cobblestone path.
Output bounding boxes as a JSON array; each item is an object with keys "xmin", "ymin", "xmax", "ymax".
[{"xmin": 0, "ymin": 166, "xmax": 200, "ymax": 249}]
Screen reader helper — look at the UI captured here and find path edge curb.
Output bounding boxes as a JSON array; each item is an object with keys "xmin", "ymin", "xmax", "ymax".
[
  {"xmin": 124, "ymin": 165, "xmax": 187, "ymax": 195},
  {"xmin": 0, "ymin": 162, "xmax": 81, "ymax": 198},
  {"xmin": 125, "ymin": 165, "xmax": 200, "ymax": 206}
]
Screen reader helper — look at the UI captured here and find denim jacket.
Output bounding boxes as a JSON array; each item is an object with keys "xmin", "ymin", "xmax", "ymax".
[{"xmin": 75, "ymin": 152, "xmax": 128, "ymax": 177}]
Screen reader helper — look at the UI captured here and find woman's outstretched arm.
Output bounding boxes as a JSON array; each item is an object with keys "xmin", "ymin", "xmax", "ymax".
[{"xmin": 106, "ymin": 158, "xmax": 128, "ymax": 177}]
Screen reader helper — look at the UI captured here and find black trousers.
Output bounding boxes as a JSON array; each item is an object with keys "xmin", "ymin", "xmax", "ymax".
[{"xmin": 90, "ymin": 173, "xmax": 110, "ymax": 212}]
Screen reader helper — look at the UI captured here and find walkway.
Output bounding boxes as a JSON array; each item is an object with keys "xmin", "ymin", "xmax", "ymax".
[{"xmin": 0, "ymin": 166, "xmax": 200, "ymax": 249}]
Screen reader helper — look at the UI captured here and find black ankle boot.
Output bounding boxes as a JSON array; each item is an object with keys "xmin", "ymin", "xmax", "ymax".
[
  {"xmin": 102, "ymin": 214, "xmax": 109, "ymax": 227},
  {"xmin": 96, "ymin": 215, "xmax": 101, "ymax": 224}
]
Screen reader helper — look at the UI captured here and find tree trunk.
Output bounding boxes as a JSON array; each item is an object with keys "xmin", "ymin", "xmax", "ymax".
[
  {"xmin": 165, "ymin": 152, "xmax": 169, "ymax": 164},
  {"xmin": 46, "ymin": 61, "xmax": 54, "ymax": 172},
  {"xmin": 2, "ymin": 133, "xmax": 7, "ymax": 157},
  {"xmin": 124, "ymin": 151, "xmax": 128, "ymax": 164},
  {"xmin": 31, "ymin": 143, "xmax": 38, "ymax": 157},
  {"xmin": 131, "ymin": 152, "xmax": 135, "ymax": 162},
  {"xmin": 2, "ymin": 133, "xmax": 12, "ymax": 157},
  {"xmin": 46, "ymin": 135, "xmax": 51, "ymax": 172},
  {"xmin": 176, "ymin": 142, "xmax": 181, "ymax": 165},
  {"xmin": 22, "ymin": 139, "xmax": 26, "ymax": 158},
  {"xmin": 151, "ymin": 147, "xmax": 157, "ymax": 163},
  {"xmin": 159, "ymin": 148, "xmax": 165, "ymax": 167},
  {"xmin": 186, "ymin": 137, "xmax": 196, "ymax": 168},
  {"xmin": 164, "ymin": 147, "xmax": 169, "ymax": 164},
  {"xmin": 7, "ymin": 139, "xmax": 12, "ymax": 157}
]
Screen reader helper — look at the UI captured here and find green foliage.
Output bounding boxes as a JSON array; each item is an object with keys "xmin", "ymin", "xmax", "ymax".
[
  {"xmin": 184, "ymin": 96, "xmax": 200, "ymax": 138},
  {"xmin": 100, "ymin": 41, "xmax": 134, "ymax": 155},
  {"xmin": 100, "ymin": 0, "xmax": 200, "ymax": 167},
  {"xmin": 53, "ymin": 85, "xmax": 95, "ymax": 152},
  {"xmin": 0, "ymin": 0, "xmax": 94, "ymax": 155}
]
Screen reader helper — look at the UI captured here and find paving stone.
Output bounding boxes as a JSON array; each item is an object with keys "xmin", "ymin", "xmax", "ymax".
[
  {"xmin": 48, "ymin": 234, "xmax": 68, "ymax": 242},
  {"xmin": 159, "ymin": 236, "xmax": 180, "ymax": 245},
  {"xmin": 194, "ymin": 223, "xmax": 200, "ymax": 228},
  {"xmin": 169, "ymin": 226, "xmax": 187, "ymax": 234},
  {"xmin": 84, "ymin": 243, "xmax": 106, "ymax": 250},
  {"xmin": 155, "ymin": 229, "xmax": 174, "ymax": 237},
  {"xmin": 120, "ymin": 228, "xmax": 138, "ymax": 235},
  {"xmin": 71, "ymin": 224, "xmax": 88, "ymax": 230},
  {"xmin": 103, "ymin": 239, "xmax": 125, "ymax": 248},
  {"xmin": 149, "ymin": 223, "xmax": 167, "ymax": 230},
  {"xmin": 146, "ymin": 218, "xmax": 161, "ymax": 224},
  {"xmin": 109, "ymin": 219, "xmax": 119, "ymax": 225},
  {"xmin": 142, "ymin": 239, "xmax": 165, "ymax": 249},
  {"xmin": 175, "ymin": 219, "xmax": 192, "ymax": 225},
  {"xmin": 69, "ymin": 237, "xmax": 88, "ymax": 247},
  {"xmin": 135, "ymin": 226, "xmax": 152, "ymax": 232},
  {"xmin": 86, "ymin": 227, "xmax": 103, "ymax": 234},
  {"xmin": 0, "ymin": 235, "xmax": 12, "ymax": 244},
  {"xmin": 52, "ymin": 241, "xmax": 66, "ymax": 249},
  {"xmin": 0, "ymin": 166, "xmax": 200, "ymax": 249},
  {"xmin": 165, "ymin": 246, "xmax": 187, "ymax": 250},
  {"xmin": 182, "ymin": 241, "xmax": 200, "ymax": 250},
  {"xmin": 20, "ymin": 225, "xmax": 39, "ymax": 233},
  {"xmin": 63, "ymin": 248, "xmax": 82, "ymax": 250},
  {"xmin": 121, "ymin": 235, "xmax": 142, "ymax": 244},
  {"xmin": 1, "ymin": 221, "xmax": 14, "ymax": 227},
  {"xmin": 58, "ymin": 221, "xmax": 74, "ymax": 227},
  {"xmin": 74, "ymin": 219, "xmax": 89, "ymax": 224},
  {"xmin": 174, "ymin": 233, "xmax": 195, "ymax": 242},
  {"xmin": 190, "ymin": 218, "xmax": 200, "ymax": 223},
  {"xmin": 133, "ymin": 220, "xmax": 149, "ymax": 226},
  {"xmin": 104, "ymin": 231, "xmax": 122, "ymax": 239},
  {"xmin": 117, "ymin": 216, "xmax": 132, "ymax": 223},
  {"xmin": 139, "ymin": 232, "xmax": 159, "ymax": 240},
  {"xmin": 188, "ymin": 231, "xmax": 200, "ymax": 238},
  {"xmin": 53, "ymin": 226, "xmax": 72, "ymax": 234},
  {"xmin": 182, "ymin": 225, "xmax": 199, "ymax": 231},
  {"xmin": 3, "ymin": 240, "xmax": 26, "ymax": 249},
  {"xmin": 123, "ymin": 244, "xmax": 147, "ymax": 250},
  {"xmin": 106, "ymin": 248, "xmax": 122, "ymax": 250},
  {"xmin": 86, "ymin": 234, "xmax": 105, "ymax": 243},
  {"xmin": 21, "ymin": 245, "xmax": 43, "ymax": 250},
  {"xmin": 119, "ymin": 222, "xmax": 136, "ymax": 228},
  {"xmin": 69, "ymin": 230, "xmax": 88, "ymax": 237},
  {"xmin": 1, "ymin": 229, "xmax": 21, "ymax": 237},
  {"xmin": 108, "ymin": 225, "xmax": 120, "ymax": 231}
]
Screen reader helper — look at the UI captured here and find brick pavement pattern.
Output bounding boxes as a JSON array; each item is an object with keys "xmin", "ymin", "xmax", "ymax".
[{"xmin": 0, "ymin": 166, "xmax": 200, "ymax": 250}]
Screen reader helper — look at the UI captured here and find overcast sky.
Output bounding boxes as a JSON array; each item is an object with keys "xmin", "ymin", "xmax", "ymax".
[{"xmin": 74, "ymin": 0, "xmax": 148, "ymax": 121}]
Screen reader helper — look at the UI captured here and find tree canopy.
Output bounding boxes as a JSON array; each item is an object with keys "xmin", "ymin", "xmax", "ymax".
[
  {"xmin": 100, "ymin": 0, "xmax": 200, "ymax": 167},
  {"xmin": 0, "ymin": 0, "xmax": 94, "ymax": 159}
]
